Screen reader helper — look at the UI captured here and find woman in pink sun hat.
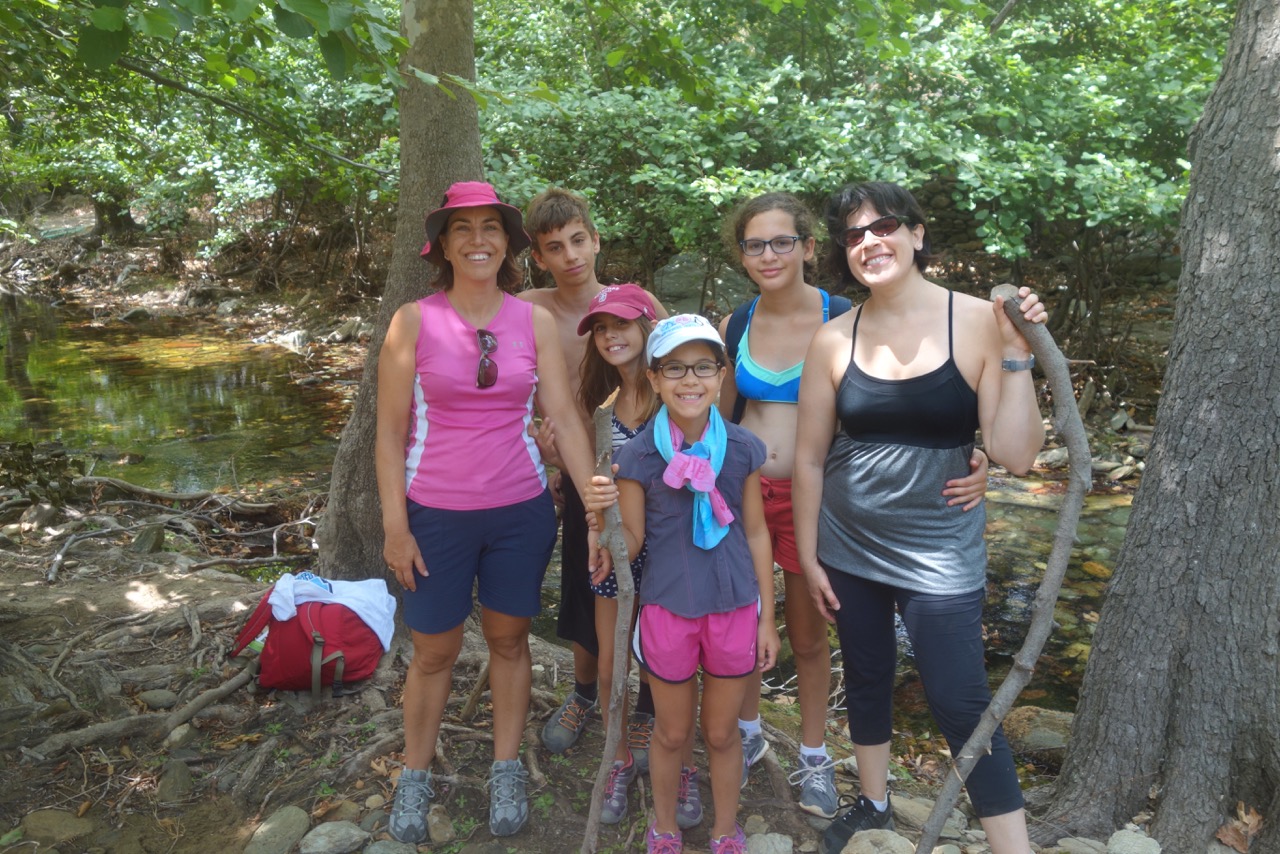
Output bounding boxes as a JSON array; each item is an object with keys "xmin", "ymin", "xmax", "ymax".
[{"xmin": 377, "ymin": 180, "xmax": 606, "ymax": 843}]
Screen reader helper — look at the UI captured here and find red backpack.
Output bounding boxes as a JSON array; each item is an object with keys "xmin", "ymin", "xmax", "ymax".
[{"xmin": 231, "ymin": 585, "xmax": 383, "ymax": 698}]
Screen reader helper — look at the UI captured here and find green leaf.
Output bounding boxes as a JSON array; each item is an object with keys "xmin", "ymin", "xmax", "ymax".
[
  {"xmin": 89, "ymin": 6, "xmax": 127, "ymax": 31},
  {"xmin": 271, "ymin": 3, "xmax": 312, "ymax": 37},
  {"xmin": 408, "ymin": 66, "xmax": 441, "ymax": 88},
  {"xmin": 328, "ymin": 2, "xmax": 355, "ymax": 32},
  {"xmin": 605, "ymin": 48, "xmax": 627, "ymax": 67},
  {"xmin": 173, "ymin": 0, "xmax": 214, "ymax": 14},
  {"xmin": 220, "ymin": 0, "xmax": 259, "ymax": 22},
  {"xmin": 317, "ymin": 32, "xmax": 351, "ymax": 78},
  {"xmin": 137, "ymin": 7, "xmax": 179, "ymax": 38},
  {"xmin": 77, "ymin": 23, "xmax": 130, "ymax": 68},
  {"xmin": 278, "ymin": 0, "xmax": 330, "ymax": 33}
]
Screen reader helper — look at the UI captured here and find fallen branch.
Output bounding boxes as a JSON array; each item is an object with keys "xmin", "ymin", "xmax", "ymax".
[
  {"xmin": 73, "ymin": 476, "xmax": 276, "ymax": 513},
  {"xmin": 581, "ymin": 388, "xmax": 635, "ymax": 854},
  {"xmin": 914, "ymin": 285, "xmax": 1090, "ymax": 853},
  {"xmin": 185, "ymin": 554, "xmax": 308, "ymax": 571},
  {"xmin": 458, "ymin": 660, "xmax": 491, "ymax": 722}
]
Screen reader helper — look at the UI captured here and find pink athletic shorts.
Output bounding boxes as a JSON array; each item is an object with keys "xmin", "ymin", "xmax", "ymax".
[
  {"xmin": 632, "ymin": 601, "xmax": 759, "ymax": 683},
  {"xmin": 760, "ymin": 476, "xmax": 800, "ymax": 574}
]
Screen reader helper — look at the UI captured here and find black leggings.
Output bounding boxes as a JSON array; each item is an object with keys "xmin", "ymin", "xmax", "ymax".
[{"xmin": 828, "ymin": 570, "xmax": 1024, "ymax": 818}]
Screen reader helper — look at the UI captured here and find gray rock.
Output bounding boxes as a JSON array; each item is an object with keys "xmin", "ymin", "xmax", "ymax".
[
  {"xmin": 744, "ymin": 813, "xmax": 769, "ymax": 834},
  {"xmin": 216, "ymin": 298, "xmax": 243, "ymax": 315},
  {"xmin": 20, "ymin": 503, "xmax": 58, "ymax": 531},
  {"xmin": 137, "ymin": 689, "xmax": 179, "ymax": 710},
  {"xmin": 887, "ymin": 794, "xmax": 968, "ymax": 837},
  {"xmin": 1057, "ymin": 838, "xmax": 1107, "ymax": 854},
  {"xmin": 427, "ymin": 803, "xmax": 455, "ymax": 843},
  {"xmin": 21, "ymin": 809, "xmax": 95, "ymax": 847},
  {"xmin": 838, "ymin": 828, "xmax": 916, "ymax": 853},
  {"xmin": 244, "ymin": 805, "xmax": 311, "ymax": 854},
  {"xmin": 298, "ymin": 820, "xmax": 368, "ymax": 854},
  {"xmin": 1036, "ymin": 447, "xmax": 1071, "ymax": 468},
  {"xmin": 320, "ymin": 800, "xmax": 361, "ymax": 824},
  {"xmin": 365, "ymin": 842, "xmax": 418, "ymax": 854},
  {"xmin": 748, "ymin": 831, "xmax": 794, "ymax": 854},
  {"xmin": 130, "ymin": 524, "xmax": 166, "ymax": 553},
  {"xmin": 156, "ymin": 759, "xmax": 193, "ymax": 803},
  {"xmin": 1106, "ymin": 829, "xmax": 1160, "ymax": 854},
  {"xmin": 120, "ymin": 306, "xmax": 152, "ymax": 321},
  {"xmin": 1004, "ymin": 706, "xmax": 1075, "ymax": 770},
  {"xmin": 162, "ymin": 723, "xmax": 197, "ymax": 749}
]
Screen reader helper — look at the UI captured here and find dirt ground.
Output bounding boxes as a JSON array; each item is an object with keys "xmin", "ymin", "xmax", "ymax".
[{"xmin": 0, "ymin": 534, "xmax": 848, "ymax": 854}]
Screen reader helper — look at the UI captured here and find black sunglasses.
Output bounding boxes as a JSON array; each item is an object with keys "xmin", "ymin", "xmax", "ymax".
[
  {"xmin": 836, "ymin": 214, "xmax": 910, "ymax": 248},
  {"xmin": 476, "ymin": 329, "xmax": 498, "ymax": 389}
]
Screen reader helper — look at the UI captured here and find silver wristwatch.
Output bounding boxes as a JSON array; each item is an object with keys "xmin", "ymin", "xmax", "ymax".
[{"xmin": 1001, "ymin": 354, "xmax": 1036, "ymax": 372}]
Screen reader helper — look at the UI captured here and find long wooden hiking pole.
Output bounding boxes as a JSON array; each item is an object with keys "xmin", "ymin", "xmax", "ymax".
[
  {"xmin": 914, "ymin": 285, "xmax": 1091, "ymax": 853},
  {"xmin": 580, "ymin": 389, "xmax": 635, "ymax": 854}
]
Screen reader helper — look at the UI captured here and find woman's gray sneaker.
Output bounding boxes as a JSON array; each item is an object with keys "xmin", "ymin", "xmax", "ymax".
[
  {"xmin": 488, "ymin": 759, "xmax": 530, "ymax": 836},
  {"xmin": 789, "ymin": 754, "xmax": 838, "ymax": 819},
  {"xmin": 388, "ymin": 768, "xmax": 434, "ymax": 844}
]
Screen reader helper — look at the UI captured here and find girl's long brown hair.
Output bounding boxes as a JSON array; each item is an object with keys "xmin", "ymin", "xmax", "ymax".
[{"xmin": 578, "ymin": 315, "xmax": 661, "ymax": 424}]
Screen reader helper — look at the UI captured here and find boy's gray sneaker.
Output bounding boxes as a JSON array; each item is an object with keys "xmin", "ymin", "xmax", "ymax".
[
  {"xmin": 676, "ymin": 765, "xmax": 704, "ymax": 829},
  {"xmin": 790, "ymin": 753, "xmax": 838, "ymax": 818},
  {"xmin": 388, "ymin": 768, "xmax": 434, "ymax": 844},
  {"xmin": 541, "ymin": 691, "xmax": 596, "ymax": 753},
  {"xmin": 627, "ymin": 712, "xmax": 654, "ymax": 773},
  {"xmin": 488, "ymin": 759, "xmax": 529, "ymax": 837},
  {"xmin": 739, "ymin": 727, "xmax": 769, "ymax": 789},
  {"xmin": 599, "ymin": 759, "xmax": 637, "ymax": 825}
]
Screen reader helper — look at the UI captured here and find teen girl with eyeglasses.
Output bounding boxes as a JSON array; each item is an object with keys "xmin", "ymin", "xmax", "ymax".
[
  {"xmin": 375, "ymin": 182, "xmax": 604, "ymax": 845},
  {"xmin": 716, "ymin": 193, "xmax": 990, "ymax": 816},
  {"xmin": 792, "ymin": 181, "xmax": 1047, "ymax": 854}
]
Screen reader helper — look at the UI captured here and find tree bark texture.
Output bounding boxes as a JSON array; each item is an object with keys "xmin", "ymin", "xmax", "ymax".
[
  {"xmin": 1039, "ymin": 2, "xmax": 1280, "ymax": 850},
  {"xmin": 316, "ymin": 0, "xmax": 483, "ymax": 580}
]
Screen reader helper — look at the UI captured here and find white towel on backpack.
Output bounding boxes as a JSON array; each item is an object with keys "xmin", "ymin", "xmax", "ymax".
[{"xmin": 268, "ymin": 571, "xmax": 397, "ymax": 651}]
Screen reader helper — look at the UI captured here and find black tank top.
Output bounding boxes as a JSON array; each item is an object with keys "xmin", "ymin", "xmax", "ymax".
[{"xmin": 835, "ymin": 291, "xmax": 979, "ymax": 449}]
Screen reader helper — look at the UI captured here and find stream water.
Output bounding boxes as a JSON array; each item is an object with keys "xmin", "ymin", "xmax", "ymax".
[{"xmin": 3, "ymin": 294, "xmax": 1127, "ymax": 719}]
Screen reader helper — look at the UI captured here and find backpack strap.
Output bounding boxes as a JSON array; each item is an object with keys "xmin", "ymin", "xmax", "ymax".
[
  {"xmin": 310, "ymin": 632, "xmax": 346, "ymax": 700},
  {"xmin": 724, "ymin": 300, "xmax": 754, "ymax": 424}
]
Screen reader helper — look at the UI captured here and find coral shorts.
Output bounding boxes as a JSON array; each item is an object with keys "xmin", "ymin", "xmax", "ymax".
[
  {"xmin": 632, "ymin": 600, "xmax": 759, "ymax": 683},
  {"xmin": 760, "ymin": 476, "xmax": 800, "ymax": 574}
]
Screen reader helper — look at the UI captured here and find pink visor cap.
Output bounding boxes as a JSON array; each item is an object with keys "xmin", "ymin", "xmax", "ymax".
[
  {"xmin": 420, "ymin": 181, "xmax": 531, "ymax": 259},
  {"xmin": 576, "ymin": 284, "xmax": 658, "ymax": 335}
]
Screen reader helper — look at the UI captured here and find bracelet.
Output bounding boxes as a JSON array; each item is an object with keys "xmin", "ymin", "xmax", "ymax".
[{"xmin": 1002, "ymin": 354, "xmax": 1035, "ymax": 372}]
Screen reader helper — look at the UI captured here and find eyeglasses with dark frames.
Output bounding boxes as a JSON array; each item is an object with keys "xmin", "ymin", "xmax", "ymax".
[
  {"xmin": 476, "ymin": 329, "xmax": 498, "ymax": 388},
  {"xmin": 738, "ymin": 235, "xmax": 803, "ymax": 256},
  {"xmin": 656, "ymin": 360, "xmax": 722, "ymax": 380},
  {"xmin": 836, "ymin": 214, "xmax": 910, "ymax": 248}
]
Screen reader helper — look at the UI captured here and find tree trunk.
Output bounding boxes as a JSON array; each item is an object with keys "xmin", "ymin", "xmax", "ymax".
[
  {"xmin": 1038, "ymin": 2, "xmax": 1280, "ymax": 850},
  {"xmin": 315, "ymin": 0, "xmax": 483, "ymax": 580}
]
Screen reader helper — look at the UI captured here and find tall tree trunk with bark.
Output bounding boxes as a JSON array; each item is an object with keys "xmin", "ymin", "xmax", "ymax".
[
  {"xmin": 1037, "ymin": 2, "xmax": 1280, "ymax": 850},
  {"xmin": 315, "ymin": 0, "xmax": 482, "ymax": 579}
]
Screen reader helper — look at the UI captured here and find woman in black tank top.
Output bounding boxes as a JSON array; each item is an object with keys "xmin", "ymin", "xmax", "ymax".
[{"xmin": 790, "ymin": 181, "xmax": 1048, "ymax": 854}]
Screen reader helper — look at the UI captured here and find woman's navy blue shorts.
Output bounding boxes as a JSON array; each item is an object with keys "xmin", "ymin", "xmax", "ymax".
[{"xmin": 401, "ymin": 491, "xmax": 557, "ymax": 634}]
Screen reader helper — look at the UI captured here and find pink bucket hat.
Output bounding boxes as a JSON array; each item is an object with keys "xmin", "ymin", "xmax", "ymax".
[
  {"xmin": 576, "ymin": 284, "xmax": 658, "ymax": 335},
  {"xmin": 420, "ymin": 181, "xmax": 531, "ymax": 259}
]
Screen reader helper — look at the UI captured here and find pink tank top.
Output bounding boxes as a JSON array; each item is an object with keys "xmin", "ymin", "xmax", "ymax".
[{"xmin": 404, "ymin": 292, "xmax": 546, "ymax": 510}]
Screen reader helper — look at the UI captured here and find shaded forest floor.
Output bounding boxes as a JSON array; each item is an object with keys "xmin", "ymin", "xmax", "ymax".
[{"xmin": 0, "ymin": 202, "xmax": 1175, "ymax": 852}]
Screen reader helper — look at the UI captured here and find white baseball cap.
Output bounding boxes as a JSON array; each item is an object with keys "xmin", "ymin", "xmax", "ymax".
[{"xmin": 645, "ymin": 313, "xmax": 725, "ymax": 362}]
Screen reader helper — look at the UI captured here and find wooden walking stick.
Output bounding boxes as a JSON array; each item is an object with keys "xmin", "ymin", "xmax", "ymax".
[
  {"xmin": 914, "ymin": 285, "xmax": 1091, "ymax": 853},
  {"xmin": 580, "ymin": 388, "xmax": 637, "ymax": 854}
]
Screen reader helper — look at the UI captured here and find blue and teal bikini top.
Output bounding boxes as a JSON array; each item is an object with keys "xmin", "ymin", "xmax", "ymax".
[{"xmin": 732, "ymin": 290, "xmax": 834, "ymax": 404}]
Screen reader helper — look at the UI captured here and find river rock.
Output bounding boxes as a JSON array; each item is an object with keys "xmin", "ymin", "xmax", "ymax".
[
  {"xmin": 156, "ymin": 759, "xmax": 193, "ymax": 803},
  {"xmin": 1003, "ymin": 706, "xmax": 1074, "ymax": 769},
  {"xmin": 216, "ymin": 298, "xmax": 243, "ymax": 315},
  {"xmin": 320, "ymin": 800, "xmax": 361, "ymax": 823},
  {"xmin": 244, "ymin": 805, "xmax": 310, "ymax": 854},
  {"xmin": 120, "ymin": 306, "xmax": 151, "ymax": 321},
  {"xmin": 137, "ymin": 689, "xmax": 179, "ymax": 710},
  {"xmin": 888, "ymin": 794, "xmax": 967, "ymax": 838},
  {"xmin": 838, "ymin": 828, "xmax": 915, "ymax": 853},
  {"xmin": 1056, "ymin": 836, "xmax": 1107, "ymax": 853},
  {"xmin": 130, "ymin": 524, "xmax": 166, "ymax": 553},
  {"xmin": 748, "ymin": 831, "xmax": 794, "ymax": 853},
  {"xmin": 1036, "ymin": 447, "xmax": 1071, "ymax": 469},
  {"xmin": 20, "ymin": 503, "xmax": 58, "ymax": 531},
  {"xmin": 365, "ymin": 842, "xmax": 418, "ymax": 854},
  {"xmin": 21, "ymin": 809, "xmax": 95, "ymax": 846},
  {"xmin": 298, "ymin": 819, "xmax": 368, "ymax": 853},
  {"xmin": 163, "ymin": 723, "xmax": 198, "ymax": 748},
  {"xmin": 1107, "ymin": 828, "xmax": 1160, "ymax": 854}
]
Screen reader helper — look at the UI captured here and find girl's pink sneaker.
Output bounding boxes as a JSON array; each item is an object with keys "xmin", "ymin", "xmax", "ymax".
[
  {"xmin": 646, "ymin": 823, "xmax": 683, "ymax": 853},
  {"xmin": 709, "ymin": 823, "xmax": 747, "ymax": 854}
]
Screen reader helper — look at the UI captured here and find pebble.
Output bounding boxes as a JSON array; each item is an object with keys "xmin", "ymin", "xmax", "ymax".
[
  {"xmin": 1057, "ymin": 838, "xmax": 1107, "ymax": 854},
  {"xmin": 839, "ymin": 828, "xmax": 916, "ymax": 853},
  {"xmin": 20, "ymin": 809, "xmax": 94, "ymax": 847},
  {"xmin": 427, "ymin": 803, "xmax": 455, "ymax": 843},
  {"xmin": 1106, "ymin": 828, "xmax": 1161, "ymax": 853},
  {"xmin": 748, "ymin": 831, "xmax": 794, "ymax": 853},
  {"xmin": 137, "ymin": 689, "xmax": 179, "ymax": 710},
  {"xmin": 744, "ymin": 812, "xmax": 770, "ymax": 834},
  {"xmin": 156, "ymin": 759, "xmax": 193, "ymax": 803}
]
